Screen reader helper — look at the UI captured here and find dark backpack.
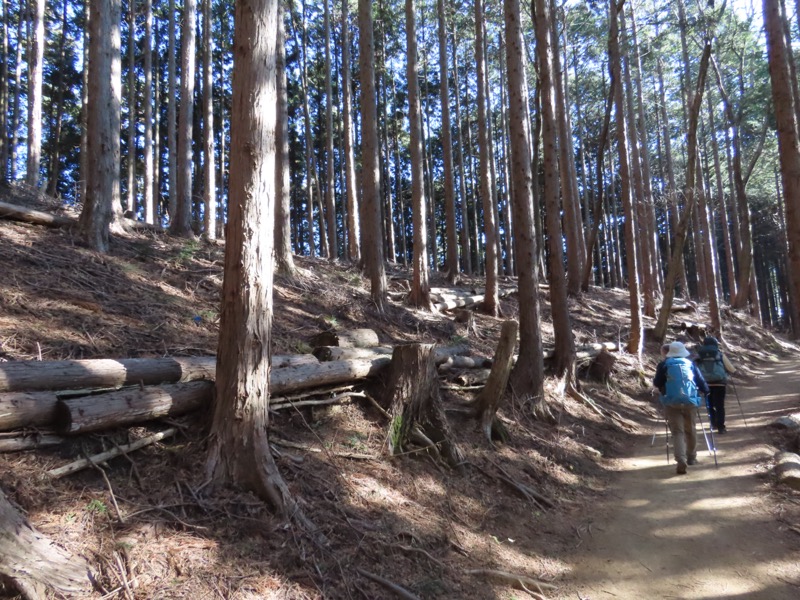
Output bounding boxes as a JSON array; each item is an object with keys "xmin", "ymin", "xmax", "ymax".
[
  {"xmin": 696, "ymin": 345, "xmax": 727, "ymax": 383},
  {"xmin": 661, "ymin": 357, "xmax": 701, "ymax": 406}
]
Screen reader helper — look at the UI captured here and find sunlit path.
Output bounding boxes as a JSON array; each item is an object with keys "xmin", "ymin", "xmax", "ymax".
[{"xmin": 556, "ymin": 359, "xmax": 800, "ymax": 599}]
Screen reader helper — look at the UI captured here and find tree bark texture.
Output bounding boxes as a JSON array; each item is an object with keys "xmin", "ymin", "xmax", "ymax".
[
  {"xmin": 473, "ymin": 319, "xmax": 517, "ymax": 443},
  {"xmin": 0, "ymin": 487, "xmax": 92, "ymax": 598},
  {"xmin": 504, "ymin": 0, "xmax": 544, "ymax": 402},
  {"xmin": 202, "ymin": 0, "xmax": 216, "ymax": 238},
  {"xmin": 173, "ymin": 0, "xmax": 196, "ymax": 235},
  {"xmin": 25, "ymin": 0, "xmax": 44, "ymax": 187},
  {"xmin": 323, "ymin": 0, "xmax": 337, "ymax": 258},
  {"xmin": 358, "ymin": 0, "xmax": 387, "ymax": 309},
  {"xmin": 80, "ymin": 0, "xmax": 123, "ymax": 253},
  {"xmin": 341, "ymin": 0, "xmax": 360, "ymax": 262},
  {"xmin": 535, "ymin": 0, "xmax": 575, "ymax": 374},
  {"xmin": 55, "ymin": 381, "xmax": 212, "ymax": 434},
  {"xmin": 274, "ymin": 0, "xmax": 295, "ymax": 275},
  {"xmin": 143, "ymin": 0, "xmax": 155, "ymax": 223},
  {"xmin": 406, "ymin": 0, "xmax": 432, "ymax": 309},
  {"xmin": 764, "ymin": 0, "xmax": 800, "ymax": 338},
  {"xmin": 475, "ymin": 0, "xmax": 499, "ymax": 316},
  {"xmin": 385, "ymin": 344, "xmax": 463, "ymax": 467}
]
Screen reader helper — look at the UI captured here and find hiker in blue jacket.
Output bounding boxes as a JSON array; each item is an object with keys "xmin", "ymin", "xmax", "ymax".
[
  {"xmin": 695, "ymin": 336, "xmax": 736, "ymax": 434},
  {"xmin": 654, "ymin": 341, "xmax": 710, "ymax": 474}
]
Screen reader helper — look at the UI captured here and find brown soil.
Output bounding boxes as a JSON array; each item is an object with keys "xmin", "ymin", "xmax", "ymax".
[{"xmin": 2, "ymin": 183, "xmax": 800, "ymax": 599}]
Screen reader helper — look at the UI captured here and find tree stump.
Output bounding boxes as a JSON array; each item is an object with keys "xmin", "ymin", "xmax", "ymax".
[
  {"xmin": 385, "ymin": 344, "xmax": 463, "ymax": 467},
  {"xmin": 0, "ymin": 487, "xmax": 92, "ymax": 598},
  {"xmin": 472, "ymin": 320, "xmax": 518, "ymax": 443},
  {"xmin": 587, "ymin": 348, "xmax": 616, "ymax": 382}
]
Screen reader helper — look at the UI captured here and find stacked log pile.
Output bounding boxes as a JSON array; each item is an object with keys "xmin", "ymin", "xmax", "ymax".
[{"xmin": 0, "ymin": 330, "xmax": 492, "ymax": 446}]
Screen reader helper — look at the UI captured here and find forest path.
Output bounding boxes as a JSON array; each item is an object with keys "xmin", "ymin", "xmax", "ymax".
[{"xmin": 556, "ymin": 358, "xmax": 800, "ymax": 599}]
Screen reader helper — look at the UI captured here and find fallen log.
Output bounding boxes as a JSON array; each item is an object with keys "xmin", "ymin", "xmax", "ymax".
[
  {"xmin": 55, "ymin": 381, "xmax": 213, "ymax": 434},
  {"xmin": 48, "ymin": 428, "xmax": 177, "ymax": 478},
  {"xmin": 0, "ymin": 200, "xmax": 75, "ymax": 228},
  {"xmin": 437, "ymin": 356, "xmax": 493, "ymax": 371},
  {"xmin": 0, "ymin": 486, "xmax": 92, "ymax": 598},
  {"xmin": 272, "ymin": 353, "xmax": 318, "ymax": 368},
  {"xmin": 310, "ymin": 328, "xmax": 380, "ymax": 348},
  {"xmin": 1, "ymin": 358, "xmax": 393, "ymax": 432},
  {"xmin": 0, "ymin": 390, "xmax": 62, "ymax": 430},
  {"xmin": 270, "ymin": 357, "xmax": 391, "ymax": 394},
  {"xmin": 0, "ymin": 356, "xmax": 217, "ymax": 393}
]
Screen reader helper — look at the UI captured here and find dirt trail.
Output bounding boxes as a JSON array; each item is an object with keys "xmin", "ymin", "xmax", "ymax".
[{"xmin": 557, "ymin": 359, "xmax": 800, "ymax": 599}]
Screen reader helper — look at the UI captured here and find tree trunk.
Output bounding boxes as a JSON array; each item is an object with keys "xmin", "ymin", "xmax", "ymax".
[
  {"xmin": 0, "ymin": 487, "xmax": 92, "ymax": 598},
  {"xmin": 452, "ymin": 30, "xmax": 472, "ymax": 275},
  {"xmin": 167, "ymin": 0, "xmax": 177, "ymax": 221},
  {"xmin": 549, "ymin": 0, "xmax": 583, "ymax": 297},
  {"xmin": 55, "ymin": 381, "xmax": 212, "ymax": 434},
  {"xmin": 407, "ymin": 0, "xmax": 432, "ymax": 309},
  {"xmin": 764, "ymin": 0, "xmax": 800, "ymax": 338},
  {"xmin": 504, "ymin": 0, "xmax": 544, "ymax": 404},
  {"xmin": 323, "ymin": 0, "xmax": 337, "ymax": 258},
  {"xmin": 126, "ymin": 0, "xmax": 136, "ymax": 213},
  {"xmin": 653, "ymin": 35, "xmax": 713, "ymax": 341},
  {"xmin": 172, "ymin": 0, "xmax": 196, "ymax": 235},
  {"xmin": 0, "ymin": 0, "xmax": 8, "ymax": 182},
  {"xmin": 45, "ymin": 0, "xmax": 69, "ymax": 198},
  {"xmin": 359, "ymin": 0, "xmax": 388, "ymax": 310},
  {"xmin": 535, "ymin": 0, "xmax": 576, "ymax": 375},
  {"xmin": 142, "ymin": 0, "xmax": 154, "ymax": 223},
  {"xmin": 311, "ymin": 328, "xmax": 380, "ymax": 348},
  {"xmin": 342, "ymin": 0, "xmax": 360, "ymax": 262},
  {"xmin": 25, "ymin": 0, "xmax": 44, "ymax": 187},
  {"xmin": 201, "ymin": 0, "xmax": 215, "ymax": 238},
  {"xmin": 473, "ymin": 320, "xmax": 517, "ymax": 443},
  {"xmin": 438, "ymin": 0, "xmax": 458, "ymax": 281},
  {"xmin": 205, "ymin": 0, "xmax": 305, "ymax": 522},
  {"xmin": 385, "ymin": 344, "xmax": 463, "ymax": 467},
  {"xmin": 475, "ymin": 0, "xmax": 498, "ymax": 316},
  {"xmin": 609, "ymin": 0, "xmax": 643, "ymax": 355},
  {"xmin": 80, "ymin": 0, "xmax": 123, "ymax": 253},
  {"xmin": 275, "ymin": 1, "xmax": 295, "ymax": 275},
  {"xmin": 8, "ymin": 12, "xmax": 24, "ymax": 181}
]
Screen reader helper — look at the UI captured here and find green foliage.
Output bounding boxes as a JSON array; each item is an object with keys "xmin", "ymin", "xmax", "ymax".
[{"xmin": 86, "ymin": 499, "xmax": 107, "ymax": 514}]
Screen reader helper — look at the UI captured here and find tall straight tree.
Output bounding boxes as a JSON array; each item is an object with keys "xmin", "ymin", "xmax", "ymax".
[
  {"xmin": 275, "ymin": 0, "xmax": 295, "ymax": 275},
  {"xmin": 341, "ymin": 0, "xmax": 360, "ymax": 262},
  {"xmin": 26, "ymin": 0, "xmax": 44, "ymax": 187},
  {"xmin": 438, "ymin": 0, "xmax": 458, "ymax": 281},
  {"xmin": 653, "ymin": 8, "xmax": 715, "ymax": 342},
  {"xmin": 475, "ymin": 0, "xmax": 499, "ymax": 316},
  {"xmin": 609, "ymin": 0, "xmax": 642, "ymax": 355},
  {"xmin": 359, "ymin": 0, "xmax": 387, "ymax": 310},
  {"xmin": 126, "ymin": 0, "xmax": 136, "ymax": 213},
  {"xmin": 80, "ymin": 0, "xmax": 123, "ymax": 252},
  {"xmin": 167, "ymin": 0, "xmax": 177, "ymax": 221},
  {"xmin": 172, "ymin": 0, "xmax": 197, "ymax": 235},
  {"xmin": 452, "ymin": 31, "xmax": 472, "ymax": 275},
  {"xmin": 534, "ymin": 0, "xmax": 575, "ymax": 375},
  {"xmin": 143, "ymin": 0, "xmax": 154, "ymax": 223},
  {"xmin": 764, "ymin": 0, "xmax": 800, "ymax": 338},
  {"xmin": 323, "ymin": 0, "xmax": 337, "ymax": 258},
  {"xmin": 406, "ymin": 0, "xmax": 432, "ymax": 308},
  {"xmin": 0, "ymin": 0, "xmax": 8, "ymax": 182},
  {"xmin": 206, "ymin": 0, "xmax": 307, "ymax": 522},
  {"xmin": 202, "ymin": 0, "xmax": 215, "ymax": 238},
  {"xmin": 505, "ymin": 0, "xmax": 544, "ymax": 404}
]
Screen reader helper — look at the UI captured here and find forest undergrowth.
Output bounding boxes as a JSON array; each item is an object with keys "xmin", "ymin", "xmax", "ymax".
[{"xmin": 1, "ymin": 185, "xmax": 797, "ymax": 599}]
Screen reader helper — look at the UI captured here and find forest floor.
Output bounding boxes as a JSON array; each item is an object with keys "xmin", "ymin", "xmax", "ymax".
[{"xmin": 1, "ymin": 182, "xmax": 800, "ymax": 599}]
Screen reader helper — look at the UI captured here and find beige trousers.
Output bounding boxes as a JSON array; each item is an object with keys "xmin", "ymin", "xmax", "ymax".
[{"xmin": 665, "ymin": 404, "xmax": 697, "ymax": 464}]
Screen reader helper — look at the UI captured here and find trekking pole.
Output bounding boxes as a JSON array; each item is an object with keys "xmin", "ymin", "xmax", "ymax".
[
  {"xmin": 696, "ymin": 403, "xmax": 718, "ymax": 467},
  {"xmin": 665, "ymin": 417, "xmax": 670, "ymax": 465},
  {"xmin": 730, "ymin": 379, "xmax": 750, "ymax": 429}
]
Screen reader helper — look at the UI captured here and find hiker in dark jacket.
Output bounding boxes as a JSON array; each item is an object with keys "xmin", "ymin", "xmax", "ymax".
[
  {"xmin": 695, "ymin": 336, "xmax": 736, "ymax": 434},
  {"xmin": 654, "ymin": 341, "xmax": 710, "ymax": 474}
]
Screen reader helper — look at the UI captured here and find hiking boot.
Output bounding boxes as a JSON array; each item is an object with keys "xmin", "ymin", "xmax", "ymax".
[
  {"xmin": 687, "ymin": 457, "xmax": 699, "ymax": 466},
  {"xmin": 676, "ymin": 461, "xmax": 688, "ymax": 474},
  {"xmin": 717, "ymin": 427, "xmax": 727, "ymax": 434}
]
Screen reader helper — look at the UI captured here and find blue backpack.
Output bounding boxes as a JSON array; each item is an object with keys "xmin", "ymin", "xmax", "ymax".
[
  {"xmin": 696, "ymin": 344, "xmax": 727, "ymax": 383},
  {"xmin": 661, "ymin": 357, "xmax": 701, "ymax": 406}
]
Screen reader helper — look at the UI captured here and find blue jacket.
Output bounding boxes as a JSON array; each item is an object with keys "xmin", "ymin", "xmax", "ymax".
[{"xmin": 653, "ymin": 357, "xmax": 709, "ymax": 403}]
